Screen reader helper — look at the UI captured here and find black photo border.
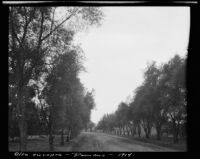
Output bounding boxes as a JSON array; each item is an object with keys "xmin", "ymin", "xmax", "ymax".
[{"xmin": 3, "ymin": 0, "xmax": 200, "ymax": 158}]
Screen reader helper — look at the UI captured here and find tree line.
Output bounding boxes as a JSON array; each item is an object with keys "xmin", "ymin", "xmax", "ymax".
[
  {"xmin": 8, "ymin": 7, "xmax": 103, "ymax": 151},
  {"xmin": 97, "ymin": 54, "xmax": 186, "ymax": 143}
]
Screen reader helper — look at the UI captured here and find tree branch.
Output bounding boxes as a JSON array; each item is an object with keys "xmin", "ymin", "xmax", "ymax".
[
  {"xmin": 37, "ymin": 9, "xmax": 45, "ymax": 51},
  {"xmin": 50, "ymin": 7, "xmax": 56, "ymax": 34},
  {"xmin": 41, "ymin": 9, "xmax": 78, "ymax": 43},
  {"xmin": 21, "ymin": 8, "xmax": 36, "ymax": 45},
  {"xmin": 10, "ymin": 8, "xmax": 23, "ymax": 49},
  {"xmin": 12, "ymin": 28, "xmax": 23, "ymax": 49}
]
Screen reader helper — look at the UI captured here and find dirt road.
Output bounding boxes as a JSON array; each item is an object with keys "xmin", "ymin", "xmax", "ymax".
[{"xmin": 55, "ymin": 132, "xmax": 178, "ymax": 152}]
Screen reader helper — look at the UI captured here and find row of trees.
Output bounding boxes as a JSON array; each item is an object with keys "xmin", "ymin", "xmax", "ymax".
[
  {"xmin": 9, "ymin": 6, "xmax": 103, "ymax": 151},
  {"xmin": 97, "ymin": 54, "xmax": 187, "ymax": 143}
]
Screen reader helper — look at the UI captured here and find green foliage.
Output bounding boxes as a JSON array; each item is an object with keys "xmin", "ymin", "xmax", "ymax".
[
  {"xmin": 97, "ymin": 54, "xmax": 186, "ymax": 142},
  {"xmin": 9, "ymin": 6, "xmax": 104, "ymax": 150},
  {"xmin": 26, "ymin": 102, "xmax": 44, "ymax": 135}
]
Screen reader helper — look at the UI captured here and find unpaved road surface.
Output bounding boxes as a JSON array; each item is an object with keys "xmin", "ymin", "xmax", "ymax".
[{"xmin": 55, "ymin": 132, "xmax": 178, "ymax": 152}]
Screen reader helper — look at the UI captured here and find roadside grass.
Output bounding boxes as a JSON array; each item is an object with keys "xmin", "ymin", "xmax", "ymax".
[
  {"xmin": 62, "ymin": 134, "xmax": 87, "ymax": 151},
  {"xmin": 66, "ymin": 132, "xmax": 103, "ymax": 152},
  {"xmin": 9, "ymin": 133, "xmax": 102, "ymax": 152},
  {"xmin": 130, "ymin": 135, "xmax": 187, "ymax": 151},
  {"xmin": 102, "ymin": 126, "xmax": 186, "ymax": 151},
  {"xmin": 9, "ymin": 132, "xmax": 187, "ymax": 152},
  {"xmin": 9, "ymin": 136, "xmax": 49, "ymax": 152},
  {"xmin": 9, "ymin": 135, "xmax": 72, "ymax": 152},
  {"xmin": 107, "ymin": 133, "xmax": 187, "ymax": 151}
]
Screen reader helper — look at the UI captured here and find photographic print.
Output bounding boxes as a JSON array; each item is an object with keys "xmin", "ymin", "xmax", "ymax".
[{"xmin": 7, "ymin": 1, "xmax": 191, "ymax": 153}]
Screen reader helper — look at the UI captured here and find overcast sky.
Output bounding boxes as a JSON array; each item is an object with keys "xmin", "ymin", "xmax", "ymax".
[{"xmin": 74, "ymin": 7, "xmax": 190, "ymax": 124}]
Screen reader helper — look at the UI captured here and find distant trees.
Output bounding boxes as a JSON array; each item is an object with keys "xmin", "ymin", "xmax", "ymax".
[
  {"xmin": 9, "ymin": 6, "xmax": 103, "ymax": 151},
  {"xmin": 42, "ymin": 51, "xmax": 83, "ymax": 150},
  {"xmin": 86, "ymin": 121, "xmax": 96, "ymax": 132},
  {"xmin": 115, "ymin": 102, "xmax": 129, "ymax": 136},
  {"xmin": 97, "ymin": 54, "xmax": 186, "ymax": 143},
  {"xmin": 96, "ymin": 102, "xmax": 129, "ymax": 136},
  {"xmin": 161, "ymin": 55, "xmax": 186, "ymax": 143}
]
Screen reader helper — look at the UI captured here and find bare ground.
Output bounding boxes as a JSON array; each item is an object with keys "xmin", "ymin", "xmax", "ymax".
[
  {"xmin": 55, "ymin": 132, "xmax": 180, "ymax": 152},
  {"xmin": 9, "ymin": 132, "xmax": 184, "ymax": 152}
]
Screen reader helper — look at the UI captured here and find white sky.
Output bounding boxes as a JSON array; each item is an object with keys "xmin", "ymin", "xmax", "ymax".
[{"xmin": 74, "ymin": 7, "xmax": 190, "ymax": 124}]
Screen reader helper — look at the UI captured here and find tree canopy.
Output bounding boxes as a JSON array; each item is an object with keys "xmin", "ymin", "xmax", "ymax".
[
  {"xmin": 9, "ymin": 6, "xmax": 104, "ymax": 151},
  {"xmin": 97, "ymin": 54, "xmax": 186, "ymax": 143}
]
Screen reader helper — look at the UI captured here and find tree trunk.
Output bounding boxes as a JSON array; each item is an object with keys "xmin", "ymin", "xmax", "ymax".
[
  {"xmin": 133, "ymin": 126, "xmax": 136, "ymax": 136},
  {"xmin": 144, "ymin": 126, "xmax": 147, "ymax": 137},
  {"xmin": 137, "ymin": 125, "xmax": 141, "ymax": 137},
  {"xmin": 127, "ymin": 126, "xmax": 131, "ymax": 136},
  {"xmin": 60, "ymin": 129, "xmax": 64, "ymax": 146},
  {"xmin": 18, "ymin": 117, "xmax": 27, "ymax": 151},
  {"xmin": 66, "ymin": 134, "xmax": 69, "ymax": 142},
  {"xmin": 122, "ymin": 127, "xmax": 125, "ymax": 136},
  {"xmin": 121, "ymin": 127, "xmax": 123, "ymax": 136},
  {"xmin": 68, "ymin": 129, "xmax": 71, "ymax": 141},
  {"xmin": 145, "ymin": 131, "xmax": 149, "ymax": 139},
  {"xmin": 48, "ymin": 113, "xmax": 54, "ymax": 151},
  {"xmin": 146, "ymin": 122, "xmax": 152, "ymax": 139},
  {"xmin": 156, "ymin": 129, "xmax": 161, "ymax": 140},
  {"xmin": 172, "ymin": 120, "xmax": 179, "ymax": 143},
  {"xmin": 144, "ymin": 127, "xmax": 150, "ymax": 139},
  {"xmin": 156, "ymin": 125, "xmax": 162, "ymax": 140},
  {"xmin": 120, "ymin": 127, "xmax": 122, "ymax": 135},
  {"xmin": 49, "ymin": 132, "xmax": 54, "ymax": 151},
  {"xmin": 17, "ymin": 90, "xmax": 27, "ymax": 151},
  {"xmin": 173, "ymin": 127, "xmax": 179, "ymax": 143}
]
